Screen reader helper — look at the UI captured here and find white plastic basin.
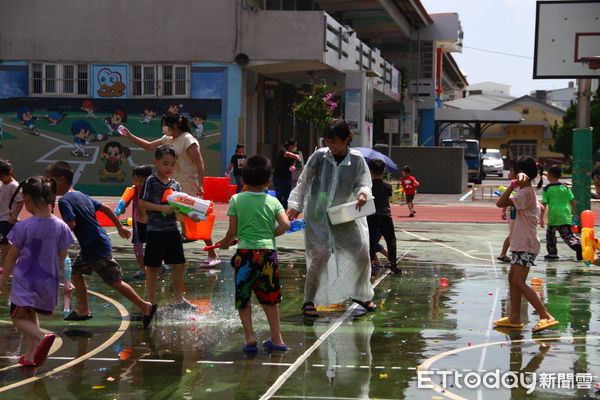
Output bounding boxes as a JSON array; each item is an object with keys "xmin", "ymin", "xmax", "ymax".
[{"xmin": 327, "ymin": 196, "xmax": 376, "ymax": 225}]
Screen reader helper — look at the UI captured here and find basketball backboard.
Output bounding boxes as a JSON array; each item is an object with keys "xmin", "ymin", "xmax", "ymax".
[{"xmin": 534, "ymin": 1, "xmax": 600, "ymax": 78}]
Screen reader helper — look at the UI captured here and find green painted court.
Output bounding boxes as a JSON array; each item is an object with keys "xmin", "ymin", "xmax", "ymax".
[{"xmin": 1, "ymin": 221, "xmax": 599, "ymax": 399}]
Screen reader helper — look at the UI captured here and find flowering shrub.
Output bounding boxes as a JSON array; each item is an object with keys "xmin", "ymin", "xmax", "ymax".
[{"xmin": 292, "ymin": 84, "xmax": 338, "ymax": 131}]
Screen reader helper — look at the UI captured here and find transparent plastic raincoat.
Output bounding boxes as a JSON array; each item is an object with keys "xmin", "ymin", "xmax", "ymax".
[{"xmin": 288, "ymin": 147, "xmax": 374, "ymax": 306}]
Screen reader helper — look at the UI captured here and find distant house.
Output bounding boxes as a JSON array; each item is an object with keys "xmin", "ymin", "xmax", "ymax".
[{"xmin": 480, "ymin": 95, "xmax": 565, "ymax": 166}]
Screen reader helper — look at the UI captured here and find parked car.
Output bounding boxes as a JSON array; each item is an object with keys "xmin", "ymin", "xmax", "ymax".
[{"xmin": 482, "ymin": 148, "xmax": 504, "ymax": 177}]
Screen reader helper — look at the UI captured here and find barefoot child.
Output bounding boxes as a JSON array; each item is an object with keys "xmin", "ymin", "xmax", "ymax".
[
  {"xmin": 0, "ymin": 160, "xmax": 24, "ymax": 271},
  {"xmin": 138, "ymin": 145, "xmax": 196, "ymax": 311},
  {"xmin": 494, "ymin": 156, "xmax": 558, "ymax": 333},
  {"xmin": 46, "ymin": 162, "xmax": 157, "ymax": 328},
  {"xmin": 216, "ymin": 155, "xmax": 290, "ymax": 352},
  {"xmin": 0, "ymin": 177, "xmax": 74, "ymax": 366}
]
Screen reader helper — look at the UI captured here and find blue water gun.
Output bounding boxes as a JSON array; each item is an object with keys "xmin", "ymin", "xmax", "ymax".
[{"xmin": 286, "ymin": 219, "xmax": 306, "ymax": 234}]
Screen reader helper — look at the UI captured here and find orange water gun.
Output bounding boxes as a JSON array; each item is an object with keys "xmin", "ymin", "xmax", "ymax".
[{"xmin": 114, "ymin": 186, "xmax": 135, "ymax": 216}]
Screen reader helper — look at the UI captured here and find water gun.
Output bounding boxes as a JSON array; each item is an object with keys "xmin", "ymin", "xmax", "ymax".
[
  {"xmin": 121, "ymin": 218, "xmax": 133, "ymax": 226},
  {"xmin": 580, "ymin": 210, "xmax": 600, "ymax": 265},
  {"xmin": 114, "ymin": 186, "xmax": 135, "ymax": 216},
  {"xmin": 203, "ymin": 239, "xmax": 239, "ymax": 251},
  {"xmin": 64, "ymin": 256, "xmax": 72, "ymax": 317},
  {"xmin": 162, "ymin": 188, "xmax": 214, "ymax": 221},
  {"xmin": 287, "ymin": 219, "xmax": 306, "ymax": 233},
  {"xmin": 394, "ymin": 188, "xmax": 404, "ymax": 194}
]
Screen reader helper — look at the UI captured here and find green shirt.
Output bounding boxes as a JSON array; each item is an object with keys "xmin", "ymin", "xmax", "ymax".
[
  {"xmin": 226, "ymin": 192, "xmax": 284, "ymax": 250},
  {"xmin": 541, "ymin": 183, "xmax": 574, "ymax": 226}
]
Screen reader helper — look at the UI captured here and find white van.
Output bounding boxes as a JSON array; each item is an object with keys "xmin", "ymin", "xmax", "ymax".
[{"xmin": 482, "ymin": 149, "xmax": 504, "ymax": 177}]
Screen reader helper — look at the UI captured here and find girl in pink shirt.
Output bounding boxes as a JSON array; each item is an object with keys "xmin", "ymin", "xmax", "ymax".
[{"xmin": 494, "ymin": 156, "xmax": 558, "ymax": 333}]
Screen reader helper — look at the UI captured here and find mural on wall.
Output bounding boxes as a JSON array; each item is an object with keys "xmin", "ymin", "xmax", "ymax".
[
  {"xmin": 92, "ymin": 65, "xmax": 128, "ymax": 98},
  {"xmin": 0, "ymin": 63, "xmax": 227, "ymax": 196}
]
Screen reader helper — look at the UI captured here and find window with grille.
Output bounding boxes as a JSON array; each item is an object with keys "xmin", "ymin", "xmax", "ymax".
[
  {"xmin": 30, "ymin": 63, "xmax": 88, "ymax": 96},
  {"xmin": 132, "ymin": 64, "xmax": 189, "ymax": 97}
]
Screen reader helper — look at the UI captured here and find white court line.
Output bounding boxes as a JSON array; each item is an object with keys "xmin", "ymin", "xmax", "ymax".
[
  {"xmin": 476, "ymin": 286, "xmax": 500, "ymax": 400},
  {"xmin": 259, "ymin": 244, "xmax": 415, "ymax": 400},
  {"xmin": 197, "ymin": 360, "xmax": 234, "ymax": 365},
  {"xmin": 488, "ymin": 242, "xmax": 499, "ymax": 279},
  {"xmin": 459, "ymin": 190, "xmax": 472, "ymax": 202},
  {"xmin": 4, "ymin": 122, "xmax": 71, "ymax": 146}
]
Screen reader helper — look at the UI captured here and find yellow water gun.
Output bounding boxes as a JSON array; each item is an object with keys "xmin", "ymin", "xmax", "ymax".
[{"xmin": 580, "ymin": 210, "xmax": 600, "ymax": 265}]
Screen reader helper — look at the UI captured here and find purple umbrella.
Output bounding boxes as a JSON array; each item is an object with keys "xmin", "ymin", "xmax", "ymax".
[{"xmin": 352, "ymin": 147, "xmax": 399, "ymax": 174}]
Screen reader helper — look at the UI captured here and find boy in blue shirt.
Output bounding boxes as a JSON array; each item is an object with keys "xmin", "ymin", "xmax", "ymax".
[
  {"xmin": 46, "ymin": 161, "xmax": 157, "ymax": 328},
  {"xmin": 217, "ymin": 155, "xmax": 290, "ymax": 353}
]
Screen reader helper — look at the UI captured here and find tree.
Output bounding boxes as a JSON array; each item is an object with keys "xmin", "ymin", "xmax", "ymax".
[
  {"xmin": 551, "ymin": 83, "xmax": 600, "ymax": 162},
  {"xmin": 292, "ymin": 83, "xmax": 338, "ymax": 149}
]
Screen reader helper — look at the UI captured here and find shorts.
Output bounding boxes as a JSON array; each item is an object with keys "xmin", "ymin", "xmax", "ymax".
[
  {"xmin": 133, "ymin": 222, "xmax": 147, "ymax": 244},
  {"xmin": 511, "ymin": 251, "xmax": 537, "ymax": 268},
  {"xmin": 231, "ymin": 249, "xmax": 281, "ymax": 309},
  {"xmin": 144, "ymin": 230, "xmax": 185, "ymax": 267},
  {"xmin": 10, "ymin": 303, "xmax": 52, "ymax": 318},
  {"xmin": 72, "ymin": 255, "xmax": 123, "ymax": 286},
  {"xmin": 0, "ymin": 221, "xmax": 15, "ymax": 245},
  {"xmin": 405, "ymin": 194, "xmax": 415, "ymax": 203}
]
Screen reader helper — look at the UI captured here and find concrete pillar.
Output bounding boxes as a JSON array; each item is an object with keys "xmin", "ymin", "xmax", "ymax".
[{"xmin": 344, "ymin": 70, "xmax": 373, "ymax": 148}]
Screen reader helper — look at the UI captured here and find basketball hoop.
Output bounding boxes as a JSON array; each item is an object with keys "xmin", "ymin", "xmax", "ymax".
[{"xmin": 581, "ymin": 57, "xmax": 600, "ymax": 70}]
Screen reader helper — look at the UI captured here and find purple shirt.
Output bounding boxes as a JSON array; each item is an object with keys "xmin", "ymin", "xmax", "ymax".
[{"xmin": 7, "ymin": 216, "xmax": 74, "ymax": 311}]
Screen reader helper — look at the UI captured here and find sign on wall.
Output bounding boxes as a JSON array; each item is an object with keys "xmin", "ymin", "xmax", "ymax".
[{"xmin": 92, "ymin": 64, "xmax": 128, "ymax": 98}]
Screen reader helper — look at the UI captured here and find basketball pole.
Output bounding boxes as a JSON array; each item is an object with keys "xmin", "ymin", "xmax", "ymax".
[{"xmin": 572, "ymin": 78, "xmax": 593, "ymax": 216}]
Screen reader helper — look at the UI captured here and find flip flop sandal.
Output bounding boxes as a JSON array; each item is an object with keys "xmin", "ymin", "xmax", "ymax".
[
  {"xmin": 243, "ymin": 342, "xmax": 259, "ymax": 352},
  {"xmin": 143, "ymin": 304, "xmax": 158, "ymax": 329},
  {"xmin": 496, "ymin": 256, "xmax": 511, "ymax": 263},
  {"xmin": 263, "ymin": 338, "xmax": 288, "ymax": 351},
  {"xmin": 33, "ymin": 334, "xmax": 56, "ymax": 366},
  {"xmin": 352, "ymin": 299, "xmax": 377, "ymax": 312},
  {"xmin": 301, "ymin": 302, "xmax": 319, "ymax": 317},
  {"xmin": 18, "ymin": 355, "xmax": 37, "ymax": 367},
  {"xmin": 492, "ymin": 317, "xmax": 524, "ymax": 328},
  {"xmin": 63, "ymin": 311, "xmax": 93, "ymax": 321},
  {"xmin": 532, "ymin": 319, "xmax": 560, "ymax": 333}
]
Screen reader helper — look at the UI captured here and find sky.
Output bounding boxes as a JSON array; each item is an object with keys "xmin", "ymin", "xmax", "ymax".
[{"xmin": 421, "ymin": 0, "xmax": 573, "ymax": 96}]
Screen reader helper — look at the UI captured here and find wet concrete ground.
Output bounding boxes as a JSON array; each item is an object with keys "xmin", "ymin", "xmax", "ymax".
[{"xmin": 1, "ymin": 221, "xmax": 599, "ymax": 399}]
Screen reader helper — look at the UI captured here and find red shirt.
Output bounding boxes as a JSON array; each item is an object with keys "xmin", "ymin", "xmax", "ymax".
[{"xmin": 401, "ymin": 176, "xmax": 420, "ymax": 195}]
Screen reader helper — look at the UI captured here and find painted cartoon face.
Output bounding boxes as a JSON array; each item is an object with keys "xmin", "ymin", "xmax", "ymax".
[
  {"xmin": 144, "ymin": 109, "xmax": 156, "ymax": 117},
  {"xmin": 168, "ymin": 105, "xmax": 179, "ymax": 113},
  {"xmin": 105, "ymin": 145, "xmax": 122, "ymax": 161},
  {"xmin": 76, "ymin": 129, "xmax": 90, "ymax": 139},
  {"xmin": 111, "ymin": 113, "xmax": 122, "ymax": 125},
  {"xmin": 22, "ymin": 111, "xmax": 33, "ymax": 121},
  {"xmin": 192, "ymin": 117, "xmax": 204, "ymax": 126}
]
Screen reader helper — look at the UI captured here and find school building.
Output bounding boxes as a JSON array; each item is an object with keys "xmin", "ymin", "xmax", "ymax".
[{"xmin": 0, "ymin": 0, "xmax": 467, "ymax": 193}]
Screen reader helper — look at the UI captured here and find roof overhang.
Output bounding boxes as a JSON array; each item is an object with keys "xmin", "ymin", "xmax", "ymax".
[{"xmin": 435, "ymin": 109, "xmax": 523, "ymax": 123}]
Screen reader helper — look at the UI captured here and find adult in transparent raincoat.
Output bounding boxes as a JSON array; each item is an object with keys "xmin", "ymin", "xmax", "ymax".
[{"xmin": 287, "ymin": 119, "xmax": 376, "ymax": 317}]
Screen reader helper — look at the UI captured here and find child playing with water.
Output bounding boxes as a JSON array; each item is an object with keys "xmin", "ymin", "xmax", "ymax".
[
  {"xmin": 401, "ymin": 165, "xmax": 419, "ymax": 217},
  {"xmin": 494, "ymin": 156, "xmax": 558, "ymax": 333},
  {"xmin": 287, "ymin": 119, "xmax": 375, "ymax": 317},
  {"xmin": 216, "ymin": 155, "xmax": 290, "ymax": 352},
  {"xmin": 540, "ymin": 165, "xmax": 582, "ymax": 261},
  {"xmin": 46, "ymin": 161, "xmax": 156, "ymax": 328},
  {"xmin": 366, "ymin": 159, "xmax": 400, "ymax": 274},
  {"xmin": 0, "ymin": 160, "xmax": 23, "ymax": 271},
  {"xmin": 139, "ymin": 145, "xmax": 196, "ymax": 312},
  {"xmin": 0, "ymin": 177, "xmax": 74, "ymax": 366},
  {"xmin": 225, "ymin": 144, "xmax": 247, "ymax": 193},
  {"xmin": 120, "ymin": 113, "xmax": 220, "ymax": 266}
]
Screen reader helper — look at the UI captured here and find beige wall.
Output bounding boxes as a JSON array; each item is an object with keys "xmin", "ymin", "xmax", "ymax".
[{"xmin": 481, "ymin": 104, "xmax": 564, "ymax": 160}]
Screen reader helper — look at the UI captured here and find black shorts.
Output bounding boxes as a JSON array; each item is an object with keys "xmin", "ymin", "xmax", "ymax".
[
  {"xmin": 144, "ymin": 231, "xmax": 185, "ymax": 267},
  {"xmin": 133, "ymin": 222, "xmax": 148, "ymax": 244},
  {"xmin": 405, "ymin": 194, "xmax": 415, "ymax": 203},
  {"xmin": 0, "ymin": 221, "xmax": 15, "ymax": 245},
  {"xmin": 10, "ymin": 303, "xmax": 53, "ymax": 318},
  {"xmin": 72, "ymin": 255, "xmax": 124, "ymax": 286}
]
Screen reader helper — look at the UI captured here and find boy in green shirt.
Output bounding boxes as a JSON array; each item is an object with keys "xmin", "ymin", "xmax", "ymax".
[
  {"xmin": 217, "ymin": 155, "xmax": 290, "ymax": 353},
  {"xmin": 540, "ymin": 166, "xmax": 582, "ymax": 260}
]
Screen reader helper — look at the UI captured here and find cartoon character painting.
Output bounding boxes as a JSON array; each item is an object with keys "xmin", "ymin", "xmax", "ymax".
[
  {"xmin": 102, "ymin": 110, "xmax": 127, "ymax": 140},
  {"xmin": 99, "ymin": 141, "xmax": 130, "ymax": 182},
  {"xmin": 17, "ymin": 107, "xmax": 40, "ymax": 136},
  {"xmin": 44, "ymin": 112, "xmax": 66, "ymax": 126},
  {"xmin": 70, "ymin": 120, "xmax": 93, "ymax": 157},
  {"xmin": 167, "ymin": 104, "xmax": 180, "ymax": 114},
  {"xmin": 191, "ymin": 111, "xmax": 206, "ymax": 139},
  {"xmin": 81, "ymin": 99, "xmax": 96, "ymax": 118},
  {"xmin": 140, "ymin": 105, "xmax": 157, "ymax": 124},
  {"xmin": 96, "ymin": 68, "xmax": 126, "ymax": 98}
]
